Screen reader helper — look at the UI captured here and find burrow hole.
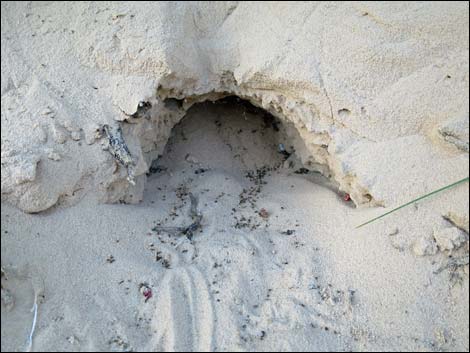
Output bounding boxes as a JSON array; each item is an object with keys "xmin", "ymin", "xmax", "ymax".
[{"xmin": 143, "ymin": 96, "xmax": 343, "ymax": 235}]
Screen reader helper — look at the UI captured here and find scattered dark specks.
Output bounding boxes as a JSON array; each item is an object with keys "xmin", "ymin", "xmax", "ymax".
[
  {"xmin": 106, "ymin": 255, "xmax": 115, "ymax": 264},
  {"xmin": 156, "ymin": 251, "xmax": 171, "ymax": 268},
  {"xmin": 194, "ymin": 168, "xmax": 207, "ymax": 175},
  {"xmin": 294, "ymin": 168, "xmax": 309, "ymax": 174},
  {"xmin": 281, "ymin": 229, "xmax": 295, "ymax": 235},
  {"xmin": 148, "ymin": 164, "xmax": 167, "ymax": 175},
  {"xmin": 161, "ymin": 259, "xmax": 171, "ymax": 269}
]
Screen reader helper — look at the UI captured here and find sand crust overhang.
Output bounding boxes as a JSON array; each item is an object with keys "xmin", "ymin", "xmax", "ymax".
[{"xmin": 100, "ymin": 71, "xmax": 377, "ymax": 208}]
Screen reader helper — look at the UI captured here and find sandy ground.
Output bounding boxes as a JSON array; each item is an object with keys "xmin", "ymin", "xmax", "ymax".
[{"xmin": 1, "ymin": 101, "xmax": 469, "ymax": 352}]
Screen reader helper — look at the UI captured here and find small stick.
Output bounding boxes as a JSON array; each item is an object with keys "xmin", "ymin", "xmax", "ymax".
[
  {"xmin": 25, "ymin": 276, "xmax": 44, "ymax": 352},
  {"xmin": 356, "ymin": 177, "xmax": 469, "ymax": 229},
  {"xmin": 25, "ymin": 295, "xmax": 38, "ymax": 352},
  {"xmin": 152, "ymin": 193, "xmax": 202, "ymax": 240}
]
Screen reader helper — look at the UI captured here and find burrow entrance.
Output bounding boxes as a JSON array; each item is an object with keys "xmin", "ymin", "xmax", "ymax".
[
  {"xmin": 140, "ymin": 97, "xmax": 344, "ymax": 238},
  {"xmin": 150, "ymin": 96, "xmax": 296, "ymax": 177}
]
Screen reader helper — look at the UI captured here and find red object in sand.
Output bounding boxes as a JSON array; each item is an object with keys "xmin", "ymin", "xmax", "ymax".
[
  {"xmin": 143, "ymin": 287, "xmax": 152, "ymax": 302},
  {"xmin": 343, "ymin": 193, "xmax": 351, "ymax": 201},
  {"xmin": 259, "ymin": 208, "xmax": 269, "ymax": 219}
]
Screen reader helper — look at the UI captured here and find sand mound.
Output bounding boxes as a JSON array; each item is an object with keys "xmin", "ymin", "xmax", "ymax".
[{"xmin": 1, "ymin": 2, "xmax": 468, "ymax": 214}]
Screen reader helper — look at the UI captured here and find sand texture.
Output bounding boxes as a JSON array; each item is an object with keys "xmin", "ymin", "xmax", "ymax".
[{"xmin": 1, "ymin": 2, "xmax": 469, "ymax": 352}]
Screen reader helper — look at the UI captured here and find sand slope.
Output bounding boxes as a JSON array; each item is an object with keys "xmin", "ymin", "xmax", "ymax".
[{"xmin": 2, "ymin": 102, "xmax": 468, "ymax": 351}]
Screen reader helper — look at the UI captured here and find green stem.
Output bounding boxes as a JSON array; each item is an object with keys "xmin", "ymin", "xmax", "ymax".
[{"xmin": 356, "ymin": 176, "xmax": 469, "ymax": 229}]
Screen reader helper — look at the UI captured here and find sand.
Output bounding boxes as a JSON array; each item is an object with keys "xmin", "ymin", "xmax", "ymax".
[
  {"xmin": 1, "ymin": 2, "xmax": 469, "ymax": 352},
  {"xmin": 1, "ymin": 101, "xmax": 469, "ymax": 351}
]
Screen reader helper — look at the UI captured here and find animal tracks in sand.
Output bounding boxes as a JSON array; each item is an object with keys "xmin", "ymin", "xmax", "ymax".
[
  {"xmin": 1, "ymin": 265, "xmax": 44, "ymax": 352},
  {"xmin": 150, "ymin": 266, "xmax": 215, "ymax": 352}
]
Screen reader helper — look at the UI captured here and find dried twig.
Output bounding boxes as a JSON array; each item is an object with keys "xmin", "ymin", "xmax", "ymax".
[
  {"xmin": 102, "ymin": 124, "xmax": 136, "ymax": 185},
  {"xmin": 152, "ymin": 193, "xmax": 202, "ymax": 240}
]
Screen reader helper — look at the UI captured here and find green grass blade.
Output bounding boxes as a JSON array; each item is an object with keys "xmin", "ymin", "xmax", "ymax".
[{"xmin": 356, "ymin": 176, "xmax": 469, "ymax": 229}]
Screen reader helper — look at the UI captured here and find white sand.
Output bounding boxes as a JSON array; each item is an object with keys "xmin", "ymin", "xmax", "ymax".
[
  {"xmin": 1, "ymin": 2, "xmax": 469, "ymax": 352},
  {"xmin": 2, "ymin": 102, "xmax": 468, "ymax": 351}
]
